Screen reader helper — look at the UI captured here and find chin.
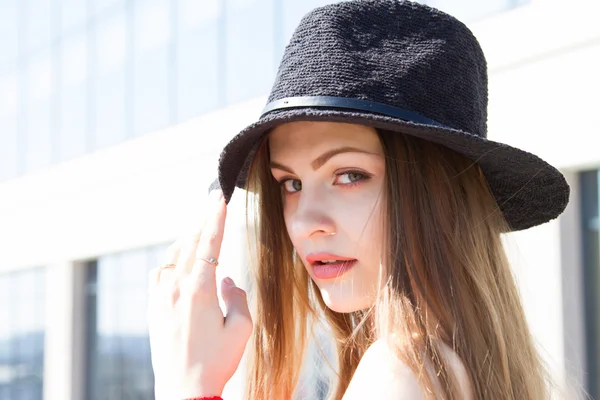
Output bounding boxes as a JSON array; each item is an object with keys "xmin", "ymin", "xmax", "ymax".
[{"xmin": 319, "ymin": 287, "xmax": 374, "ymax": 313}]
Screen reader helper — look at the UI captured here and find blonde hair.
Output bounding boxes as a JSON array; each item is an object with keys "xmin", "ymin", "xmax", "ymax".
[{"xmin": 243, "ymin": 128, "xmax": 561, "ymax": 399}]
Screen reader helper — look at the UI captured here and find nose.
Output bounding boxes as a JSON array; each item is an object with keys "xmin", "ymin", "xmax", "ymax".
[{"xmin": 289, "ymin": 190, "xmax": 336, "ymax": 240}]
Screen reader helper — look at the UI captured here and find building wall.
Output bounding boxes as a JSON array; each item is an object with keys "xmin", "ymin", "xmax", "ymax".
[
  {"xmin": 0, "ymin": 0, "xmax": 598, "ymax": 399},
  {"xmin": 469, "ymin": 0, "xmax": 600, "ymax": 396}
]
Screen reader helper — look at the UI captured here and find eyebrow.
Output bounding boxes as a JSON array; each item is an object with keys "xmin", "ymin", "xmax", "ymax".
[{"xmin": 270, "ymin": 146, "xmax": 379, "ymax": 173}]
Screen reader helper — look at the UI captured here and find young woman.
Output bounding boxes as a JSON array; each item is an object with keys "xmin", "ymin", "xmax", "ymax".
[{"xmin": 147, "ymin": 1, "xmax": 571, "ymax": 399}]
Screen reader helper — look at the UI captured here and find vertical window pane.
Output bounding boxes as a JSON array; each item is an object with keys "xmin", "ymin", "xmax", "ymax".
[
  {"xmin": 24, "ymin": 0, "xmax": 53, "ymax": 52},
  {"xmin": 0, "ymin": 115, "xmax": 18, "ymax": 181},
  {"xmin": 59, "ymin": 34, "xmax": 89, "ymax": 161},
  {"xmin": 0, "ymin": 68, "xmax": 20, "ymax": 117},
  {"xmin": 176, "ymin": 0, "xmax": 220, "ymax": 121},
  {"xmin": 0, "ymin": 0, "xmax": 19, "ymax": 64},
  {"xmin": 225, "ymin": 0, "xmax": 276, "ymax": 104},
  {"xmin": 60, "ymin": 0, "xmax": 88, "ymax": 34},
  {"xmin": 0, "ymin": 275, "xmax": 11, "ymax": 391},
  {"xmin": 24, "ymin": 51, "xmax": 54, "ymax": 173},
  {"xmin": 92, "ymin": 0, "xmax": 125, "ymax": 17},
  {"xmin": 96, "ymin": 256, "xmax": 121, "ymax": 400},
  {"xmin": 88, "ymin": 248, "xmax": 158, "ymax": 400},
  {"xmin": 0, "ymin": 69, "xmax": 19, "ymax": 180},
  {"xmin": 133, "ymin": 0, "xmax": 171, "ymax": 136},
  {"xmin": 582, "ymin": 170, "xmax": 600, "ymax": 399},
  {"xmin": 93, "ymin": 9, "xmax": 128, "ymax": 150},
  {"xmin": 0, "ymin": 269, "xmax": 45, "ymax": 400}
]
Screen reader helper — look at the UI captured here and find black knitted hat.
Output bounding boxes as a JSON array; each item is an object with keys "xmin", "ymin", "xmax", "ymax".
[{"xmin": 213, "ymin": 0, "xmax": 569, "ymax": 231}]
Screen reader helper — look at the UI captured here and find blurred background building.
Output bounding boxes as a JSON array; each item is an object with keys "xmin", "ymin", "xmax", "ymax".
[{"xmin": 0, "ymin": 0, "xmax": 597, "ymax": 399}]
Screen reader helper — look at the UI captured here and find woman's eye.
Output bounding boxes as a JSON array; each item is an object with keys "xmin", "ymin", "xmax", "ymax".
[
  {"xmin": 282, "ymin": 179, "xmax": 302, "ymax": 193},
  {"xmin": 336, "ymin": 171, "xmax": 367, "ymax": 185}
]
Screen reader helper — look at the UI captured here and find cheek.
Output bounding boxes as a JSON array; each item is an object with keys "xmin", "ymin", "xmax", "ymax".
[
  {"xmin": 345, "ymin": 195, "xmax": 384, "ymax": 243},
  {"xmin": 283, "ymin": 208, "xmax": 298, "ymax": 246}
]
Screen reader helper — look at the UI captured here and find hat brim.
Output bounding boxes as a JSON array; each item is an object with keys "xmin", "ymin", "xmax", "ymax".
[{"xmin": 216, "ymin": 107, "xmax": 569, "ymax": 231}]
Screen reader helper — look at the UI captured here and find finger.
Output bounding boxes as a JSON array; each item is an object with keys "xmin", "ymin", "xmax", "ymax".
[
  {"xmin": 166, "ymin": 239, "xmax": 183, "ymax": 264},
  {"xmin": 192, "ymin": 191, "xmax": 226, "ymax": 281},
  {"xmin": 174, "ymin": 191, "xmax": 220, "ymax": 276},
  {"xmin": 221, "ymin": 277, "xmax": 252, "ymax": 333},
  {"xmin": 175, "ymin": 235, "xmax": 201, "ymax": 276},
  {"xmin": 151, "ymin": 240, "xmax": 182, "ymax": 288},
  {"xmin": 148, "ymin": 267, "xmax": 162, "ymax": 293}
]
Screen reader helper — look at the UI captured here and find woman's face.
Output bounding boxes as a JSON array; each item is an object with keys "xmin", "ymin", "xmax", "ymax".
[{"xmin": 269, "ymin": 121, "xmax": 386, "ymax": 313}]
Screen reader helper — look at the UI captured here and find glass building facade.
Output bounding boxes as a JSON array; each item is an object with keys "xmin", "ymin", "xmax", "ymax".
[
  {"xmin": 581, "ymin": 170, "xmax": 600, "ymax": 400},
  {"xmin": 0, "ymin": 268, "xmax": 46, "ymax": 400},
  {"xmin": 0, "ymin": 1, "xmax": 534, "ymax": 399},
  {"xmin": 84, "ymin": 244, "xmax": 168, "ymax": 400},
  {"xmin": 0, "ymin": 0, "xmax": 529, "ymax": 182}
]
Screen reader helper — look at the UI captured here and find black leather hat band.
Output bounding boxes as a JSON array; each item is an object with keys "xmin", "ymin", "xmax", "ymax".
[{"xmin": 261, "ymin": 96, "xmax": 448, "ymax": 128}]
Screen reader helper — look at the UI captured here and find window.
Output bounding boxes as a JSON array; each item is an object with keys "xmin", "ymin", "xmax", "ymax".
[
  {"xmin": 92, "ymin": 9, "xmax": 129, "ymax": 150},
  {"xmin": 24, "ymin": 0, "xmax": 53, "ymax": 53},
  {"xmin": 0, "ymin": 0, "xmax": 19, "ymax": 65},
  {"xmin": 92, "ymin": 0, "xmax": 125, "ymax": 18},
  {"xmin": 133, "ymin": 0, "xmax": 172, "ymax": 136},
  {"xmin": 581, "ymin": 169, "xmax": 600, "ymax": 399},
  {"xmin": 225, "ymin": 0, "xmax": 276, "ymax": 104},
  {"xmin": 0, "ymin": 268, "xmax": 46, "ymax": 400},
  {"xmin": 0, "ymin": 68, "xmax": 19, "ymax": 181},
  {"xmin": 175, "ymin": 0, "xmax": 222, "ymax": 122},
  {"xmin": 23, "ymin": 50, "xmax": 55, "ymax": 173},
  {"xmin": 58, "ymin": 33, "xmax": 89, "ymax": 162},
  {"xmin": 59, "ymin": 0, "xmax": 88, "ymax": 34},
  {"xmin": 85, "ymin": 244, "xmax": 169, "ymax": 400}
]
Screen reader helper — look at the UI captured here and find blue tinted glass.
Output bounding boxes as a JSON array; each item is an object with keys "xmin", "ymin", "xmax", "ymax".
[
  {"xmin": 93, "ymin": 250, "xmax": 154, "ymax": 400},
  {"xmin": 59, "ymin": 84, "xmax": 88, "ymax": 160},
  {"xmin": 0, "ymin": 0, "xmax": 19, "ymax": 64},
  {"xmin": 0, "ymin": 67, "xmax": 19, "ymax": 180},
  {"xmin": 133, "ymin": 47, "xmax": 170, "ymax": 135},
  {"xmin": 24, "ymin": 0, "xmax": 53, "ymax": 52},
  {"xmin": 176, "ymin": 0, "xmax": 221, "ymax": 121},
  {"xmin": 0, "ymin": 275, "xmax": 10, "ymax": 361},
  {"xmin": 118, "ymin": 289, "xmax": 148, "ymax": 336},
  {"xmin": 93, "ymin": 71, "xmax": 127, "ymax": 150},
  {"xmin": 24, "ymin": 50, "xmax": 54, "ymax": 173},
  {"xmin": 120, "ymin": 249, "xmax": 147, "ymax": 286},
  {"xmin": 0, "ymin": 114, "xmax": 18, "ymax": 181},
  {"xmin": 35, "ymin": 269, "xmax": 46, "ymax": 332},
  {"xmin": 59, "ymin": 34, "xmax": 89, "ymax": 161},
  {"xmin": 24, "ymin": 100, "xmax": 53, "ymax": 173},
  {"xmin": 225, "ymin": 0, "xmax": 276, "ymax": 104},
  {"xmin": 133, "ymin": 0, "xmax": 171, "ymax": 135},
  {"xmin": 60, "ymin": 0, "xmax": 88, "ymax": 34},
  {"xmin": 93, "ymin": 10, "xmax": 129, "ymax": 150},
  {"xmin": 97, "ymin": 257, "xmax": 120, "ymax": 337},
  {"xmin": 92, "ymin": 0, "xmax": 125, "ymax": 17},
  {"xmin": 0, "ymin": 270, "xmax": 45, "ymax": 400}
]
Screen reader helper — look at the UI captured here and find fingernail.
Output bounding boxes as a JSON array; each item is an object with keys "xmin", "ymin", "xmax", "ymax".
[{"xmin": 223, "ymin": 277, "xmax": 235, "ymax": 287}]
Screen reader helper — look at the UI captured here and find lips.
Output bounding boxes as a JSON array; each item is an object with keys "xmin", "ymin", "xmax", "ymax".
[{"xmin": 306, "ymin": 253, "xmax": 357, "ymax": 279}]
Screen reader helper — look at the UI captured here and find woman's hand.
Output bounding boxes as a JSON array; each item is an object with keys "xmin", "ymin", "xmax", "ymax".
[{"xmin": 147, "ymin": 190, "xmax": 253, "ymax": 399}]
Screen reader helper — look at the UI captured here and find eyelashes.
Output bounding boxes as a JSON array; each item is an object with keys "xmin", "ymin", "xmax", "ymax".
[{"xmin": 278, "ymin": 170, "xmax": 372, "ymax": 195}]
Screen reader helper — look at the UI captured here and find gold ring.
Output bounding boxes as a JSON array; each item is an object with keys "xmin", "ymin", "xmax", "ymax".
[
  {"xmin": 160, "ymin": 263, "xmax": 176, "ymax": 270},
  {"xmin": 196, "ymin": 257, "xmax": 219, "ymax": 267}
]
